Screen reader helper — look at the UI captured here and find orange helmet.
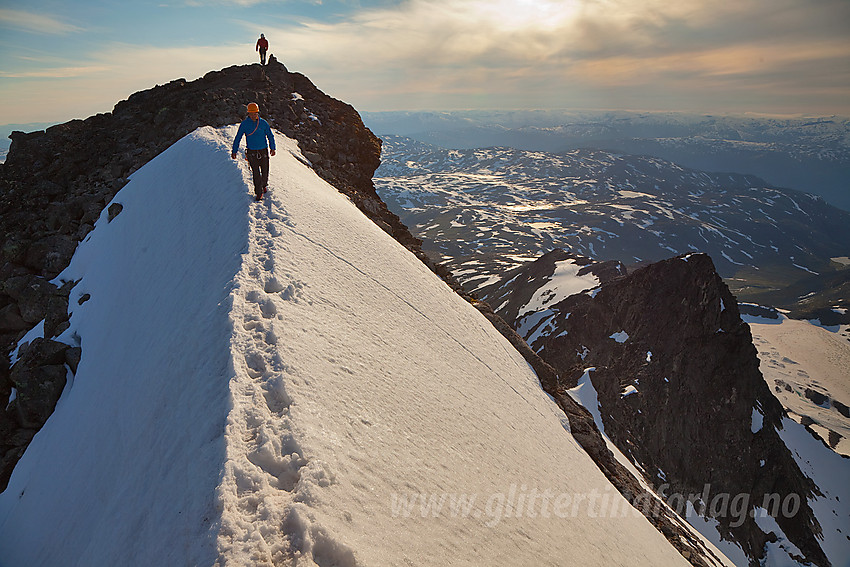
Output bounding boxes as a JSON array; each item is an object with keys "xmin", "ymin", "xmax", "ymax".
[{"xmin": 247, "ymin": 102, "xmax": 259, "ymax": 113}]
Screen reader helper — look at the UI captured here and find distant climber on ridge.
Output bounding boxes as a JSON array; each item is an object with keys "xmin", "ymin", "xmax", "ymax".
[
  {"xmin": 256, "ymin": 34, "xmax": 269, "ymax": 65},
  {"xmin": 231, "ymin": 102, "xmax": 276, "ymax": 201}
]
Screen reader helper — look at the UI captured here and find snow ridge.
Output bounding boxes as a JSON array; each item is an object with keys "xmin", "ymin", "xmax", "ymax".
[{"xmin": 1, "ymin": 126, "xmax": 695, "ymax": 567}]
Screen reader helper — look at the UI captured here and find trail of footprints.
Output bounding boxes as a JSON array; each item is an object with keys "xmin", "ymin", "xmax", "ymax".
[
  {"xmin": 214, "ymin": 166, "xmax": 365, "ymax": 566},
  {"xmin": 241, "ymin": 205, "xmax": 309, "ymax": 495}
]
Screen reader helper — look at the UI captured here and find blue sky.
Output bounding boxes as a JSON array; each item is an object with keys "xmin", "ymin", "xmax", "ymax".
[{"xmin": 1, "ymin": 0, "xmax": 849, "ymax": 126}]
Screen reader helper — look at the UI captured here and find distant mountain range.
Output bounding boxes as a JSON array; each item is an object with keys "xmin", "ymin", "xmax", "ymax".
[
  {"xmin": 364, "ymin": 110, "xmax": 850, "ymax": 212},
  {"xmin": 374, "ymin": 136, "xmax": 850, "ymax": 321}
]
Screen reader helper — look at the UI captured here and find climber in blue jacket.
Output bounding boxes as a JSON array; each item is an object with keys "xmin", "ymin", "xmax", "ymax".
[{"xmin": 231, "ymin": 102, "xmax": 276, "ymax": 201}]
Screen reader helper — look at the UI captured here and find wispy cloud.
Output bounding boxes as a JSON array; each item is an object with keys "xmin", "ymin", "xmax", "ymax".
[
  {"xmin": 2, "ymin": 0, "xmax": 848, "ymax": 125},
  {"xmin": 255, "ymin": 0, "xmax": 850, "ymax": 113},
  {"xmin": 0, "ymin": 8, "xmax": 84, "ymax": 35},
  {"xmin": 0, "ymin": 66, "xmax": 111, "ymax": 78}
]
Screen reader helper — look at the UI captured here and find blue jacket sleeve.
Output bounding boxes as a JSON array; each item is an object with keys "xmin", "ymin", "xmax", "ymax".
[{"xmin": 266, "ymin": 122, "xmax": 276, "ymax": 151}]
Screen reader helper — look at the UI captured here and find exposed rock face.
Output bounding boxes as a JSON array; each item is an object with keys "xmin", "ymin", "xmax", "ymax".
[
  {"xmin": 476, "ymin": 249, "xmax": 626, "ymax": 326},
  {"xmin": 0, "ymin": 57, "xmax": 422, "ymax": 491},
  {"xmin": 485, "ymin": 252, "xmax": 830, "ymax": 567}
]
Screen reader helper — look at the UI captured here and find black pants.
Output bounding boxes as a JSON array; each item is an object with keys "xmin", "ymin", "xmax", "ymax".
[
  {"xmin": 259, "ymin": 48, "xmax": 267, "ymax": 65},
  {"xmin": 246, "ymin": 149, "xmax": 269, "ymax": 197}
]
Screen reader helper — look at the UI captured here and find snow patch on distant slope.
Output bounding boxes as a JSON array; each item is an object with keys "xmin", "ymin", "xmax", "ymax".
[
  {"xmin": 519, "ymin": 259, "xmax": 599, "ymax": 317},
  {"xmin": 610, "ymin": 330, "xmax": 629, "ymax": 343},
  {"xmin": 751, "ymin": 407, "xmax": 765, "ymax": 434}
]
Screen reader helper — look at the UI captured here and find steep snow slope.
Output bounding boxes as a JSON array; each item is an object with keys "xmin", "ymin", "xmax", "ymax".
[
  {"xmin": 748, "ymin": 315, "xmax": 850, "ymax": 456},
  {"xmin": 0, "ymin": 126, "xmax": 692, "ymax": 566},
  {"xmin": 0, "ymin": 127, "xmax": 246, "ymax": 566}
]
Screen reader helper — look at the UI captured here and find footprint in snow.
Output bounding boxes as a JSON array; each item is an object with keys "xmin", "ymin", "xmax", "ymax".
[
  {"xmin": 247, "ymin": 442, "xmax": 306, "ymax": 492},
  {"xmin": 259, "ymin": 299, "xmax": 278, "ymax": 319},
  {"xmin": 281, "ymin": 282, "xmax": 305, "ymax": 302},
  {"xmin": 244, "ymin": 351, "xmax": 266, "ymax": 378},
  {"xmin": 264, "ymin": 277, "xmax": 306, "ymax": 303},
  {"xmin": 244, "ymin": 290, "xmax": 277, "ymax": 325},
  {"xmin": 242, "ymin": 315, "xmax": 264, "ymax": 332},
  {"xmin": 264, "ymin": 328, "xmax": 278, "ymax": 346},
  {"xmin": 262, "ymin": 375, "xmax": 292, "ymax": 415},
  {"xmin": 264, "ymin": 276, "xmax": 285, "ymax": 293}
]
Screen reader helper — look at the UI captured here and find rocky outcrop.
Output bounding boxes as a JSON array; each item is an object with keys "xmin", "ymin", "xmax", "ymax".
[
  {"xmin": 475, "ymin": 249, "xmax": 626, "ymax": 326},
  {"xmin": 0, "ymin": 57, "xmax": 423, "ymax": 491},
  {"xmin": 487, "ymin": 252, "xmax": 830, "ymax": 567}
]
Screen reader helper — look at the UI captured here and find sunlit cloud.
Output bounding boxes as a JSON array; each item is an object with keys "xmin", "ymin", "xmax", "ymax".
[
  {"xmin": 272, "ymin": 0, "xmax": 848, "ymax": 113},
  {"xmin": 570, "ymin": 40, "xmax": 850, "ymax": 85},
  {"xmin": 0, "ymin": 8, "xmax": 84, "ymax": 35},
  {"xmin": 2, "ymin": 0, "xmax": 849, "ymax": 124}
]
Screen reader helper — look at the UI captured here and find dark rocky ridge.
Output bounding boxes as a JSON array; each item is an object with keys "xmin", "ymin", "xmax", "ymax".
[
  {"xmin": 0, "ymin": 57, "xmax": 426, "ymax": 491},
  {"xmin": 484, "ymin": 251, "xmax": 831, "ymax": 566}
]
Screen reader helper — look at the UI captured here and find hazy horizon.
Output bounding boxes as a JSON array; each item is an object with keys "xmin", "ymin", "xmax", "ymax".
[{"xmin": 3, "ymin": 107, "xmax": 849, "ymax": 142}]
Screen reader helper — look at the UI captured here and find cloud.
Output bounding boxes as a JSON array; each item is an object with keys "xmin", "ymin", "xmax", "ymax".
[
  {"xmin": 3, "ymin": 0, "xmax": 848, "ymax": 124},
  {"xmin": 0, "ymin": 8, "xmax": 84, "ymax": 35},
  {"xmin": 250, "ymin": 0, "xmax": 850, "ymax": 113}
]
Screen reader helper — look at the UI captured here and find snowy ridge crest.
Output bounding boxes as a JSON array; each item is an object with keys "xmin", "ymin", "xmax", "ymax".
[
  {"xmin": 0, "ymin": 127, "xmax": 697, "ymax": 566},
  {"xmin": 216, "ymin": 129, "xmax": 358, "ymax": 564}
]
